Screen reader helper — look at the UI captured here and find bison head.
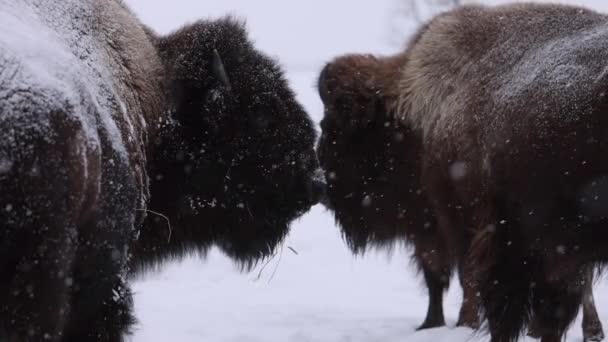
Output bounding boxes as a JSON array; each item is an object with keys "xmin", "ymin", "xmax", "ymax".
[
  {"xmin": 317, "ymin": 54, "xmax": 431, "ymax": 252},
  {"xmin": 146, "ymin": 17, "xmax": 324, "ymax": 265}
]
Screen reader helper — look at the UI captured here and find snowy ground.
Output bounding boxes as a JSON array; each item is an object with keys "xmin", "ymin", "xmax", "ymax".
[{"xmin": 126, "ymin": 1, "xmax": 608, "ymax": 341}]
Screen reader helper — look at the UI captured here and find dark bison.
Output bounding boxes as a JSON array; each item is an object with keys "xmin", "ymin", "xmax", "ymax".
[
  {"xmin": 0, "ymin": 0, "xmax": 321, "ymax": 341},
  {"xmin": 131, "ymin": 16, "xmax": 324, "ymax": 269},
  {"xmin": 317, "ymin": 53, "xmax": 481, "ymax": 330},
  {"xmin": 318, "ymin": 3, "xmax": 608, "ymax": 342}
]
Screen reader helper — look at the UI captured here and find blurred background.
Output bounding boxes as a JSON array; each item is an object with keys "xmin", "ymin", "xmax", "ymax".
[{"xmin": 125, "ymin": 1, "xmax": 608, "ymax": 341}]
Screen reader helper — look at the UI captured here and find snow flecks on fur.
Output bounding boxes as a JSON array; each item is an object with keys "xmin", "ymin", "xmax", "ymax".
[
  {"xmin": 494, "ymin": 22, "xmax": 608, "ymax": 115},
  {"xmin": 400, "ymin": 4, "xmax": 608, "ymax": 144},
  {"xmin": 0, "ymin": 158, "xmax": 12, "ymax": 175},
  {"xmin": 0, "ymin": 0, "xmax": 131, "ymax": 161}
]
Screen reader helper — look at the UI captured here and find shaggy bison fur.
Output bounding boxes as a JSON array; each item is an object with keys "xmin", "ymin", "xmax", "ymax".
[
  {"xmin": 0, "ymin": 1, "xmax": 321, "ymax": 341},
  {"xmin": 318, "ymin": 3, "xmax": 608, "ymax": 342}
]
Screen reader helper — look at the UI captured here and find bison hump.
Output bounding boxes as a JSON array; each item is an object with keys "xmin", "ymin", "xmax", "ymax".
[{"xmin": 402, "ymin": 4, "xmax": 608, "ymax": 143}]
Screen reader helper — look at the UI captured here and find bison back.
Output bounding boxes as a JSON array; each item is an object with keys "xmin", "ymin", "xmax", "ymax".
[{"xmin": 401, "ymin": 3, "xmax": 608, "ymax": 205}]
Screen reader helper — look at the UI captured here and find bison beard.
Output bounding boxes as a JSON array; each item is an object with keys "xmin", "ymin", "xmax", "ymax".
[
  {"xmin": 318, "ymin": 3, "xmax": 608, "ymax": 342},
  {"xmin": 0, "ymin": 1, "xmax": 321, "ymax": 341}
]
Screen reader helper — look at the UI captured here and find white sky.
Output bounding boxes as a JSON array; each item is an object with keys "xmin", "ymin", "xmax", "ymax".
[
  {"xmin": 126, "ymin": 0, "xmax": 398, "ymax": 70},
  {"xmin": 126, "ymin": 0, "xmax": 608, "ymax": 71}
]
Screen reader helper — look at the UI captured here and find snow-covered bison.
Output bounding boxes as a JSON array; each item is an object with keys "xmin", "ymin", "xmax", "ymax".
[
  {"xmin": 318, "ymin": 3, "xmax": 608, "ymax": 342},
  {"xmin": 0, "ymin": 0, "xmax": 321, "ymax": 341}
]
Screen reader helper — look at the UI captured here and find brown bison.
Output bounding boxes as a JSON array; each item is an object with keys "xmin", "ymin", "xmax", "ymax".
[
  {"xmin": 0, "ymin": 0, "xmax": 321, "ymax": 341},
  {"xmin": 317, "ymin": 53, "xmax": 481, "ymax": 331},
  {"xmin": 318, "ymin": 3, "xmax": 608, "ymax": 342}
]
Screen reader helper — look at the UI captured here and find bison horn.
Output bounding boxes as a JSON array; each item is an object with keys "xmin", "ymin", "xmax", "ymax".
[{"xmin": 212, "ymin": 49, "xmax": 232, "ymax": 91}]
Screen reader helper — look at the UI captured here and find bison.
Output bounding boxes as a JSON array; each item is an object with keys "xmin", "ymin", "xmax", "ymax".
[
  {"xmin": 0, "ymin": 0, "xmax": 321, "ymax": 341},
  {"xmin": 317, "ymin": 53, "xmax": 480, "ymax": 330},
  {"xmin": 130, "ymin": 16, "xmax": 324, "ymax": 270},
  {"xmin": 318, "ymin": 3, "xmax": 608, "ymax": 342}
]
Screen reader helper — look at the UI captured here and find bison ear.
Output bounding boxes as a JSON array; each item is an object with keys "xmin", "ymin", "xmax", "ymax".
[{"xmin": 212, "ymin": 49, "xmax": 232, "ymax": 91}]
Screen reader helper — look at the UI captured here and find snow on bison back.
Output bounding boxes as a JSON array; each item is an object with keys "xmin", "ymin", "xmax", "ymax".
[
  {"xmin": 0, "ymin": 0, "xmax": 321, "ymax": 341},
  {"xmin": 319, "ymin": 3, "xmax": 608, "ymax": 342}
]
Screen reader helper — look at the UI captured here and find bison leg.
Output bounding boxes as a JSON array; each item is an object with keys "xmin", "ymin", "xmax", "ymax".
[
  {"xmin": 483, "ymin": 258, "xmax": 533, "ymax": 342},
  {"xmin": 62, "ymin": 150, "xmax": 138, "ymax": 342},
  {"xmin": 63, "ymin": 224, "xmax": 135, "ymax": 341},
  {"xmin": 417, "ymin": 264, "xmax": 449, "ymax": 330},
  {"xmin": 63, "ymin": 247, "xmax": 134, "ymax": 342},
  {"xmin": 531, "ymin": 266, "xmax": 605, "ymax": 341},
  {"xmin": 582, "ymin": 268, "xmax": 604, "ymax": 342},
  {"xmin": 539, "ymin": 336, "xmax": 562, "ymax": 342},
  {"xmin": 0, "ymin": 222, "xmax": 76, "ymax": 342},
  {"xmin": 471, "ymin": 209, "xmax": 533, "ymax": 342},
  {"xmin": 456, "ymin": 254, "xmax": 481, "ymax": 329},
  {"xmin": 0, "ymin": 109, "xmax": 92, "ymax": 341},
  {"xmin": 529, "ymin": 272, "xmax": 583, "ymax": 342},
  {"xmin": 482, "ymin": 253, "xmax": 533, "ymax": 342},
  {"xmin": 527, "ymin": 315, "xmax": 543, "ymax": 339},
  {"xmin": 413, "ymin": 225, "xmax": 451, "ymax": 330},
  {"xmin": 527, "ymin": 269, "xmax": 586, "ymax": 339}
]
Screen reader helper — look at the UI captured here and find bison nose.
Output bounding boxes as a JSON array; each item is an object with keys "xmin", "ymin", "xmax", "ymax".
[{"xmin": 306, "ymin": 170, "xmax": 327, "ymax": 205}]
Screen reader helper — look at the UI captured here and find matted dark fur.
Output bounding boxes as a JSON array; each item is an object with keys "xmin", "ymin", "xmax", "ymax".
[
  {"xmin": 319, "ymin": 3, "xmax": 608, "ymax": 342},
  {"xmin": 0, "ymin": 1, "xmax": 321, "ymax": 341}
]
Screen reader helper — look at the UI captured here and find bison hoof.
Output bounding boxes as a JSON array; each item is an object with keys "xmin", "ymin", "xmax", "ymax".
[
  {"xmin": 584, "ymin": 329, "xmax": 605, "ymax": 342},
  {"xmin": 456, "ymin": 318, "xmax": 480, "ymax": 330},
  {"xmin": 527, "ymin": 329, "xmax": 542, "ymax": 339},
  {"xmin": 416, "ymin": 320, "xmax": 445, "ymax": 331},
  {"xmin": 527, "ymin": 318, "xmax": 543, "ymax": 339}
]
